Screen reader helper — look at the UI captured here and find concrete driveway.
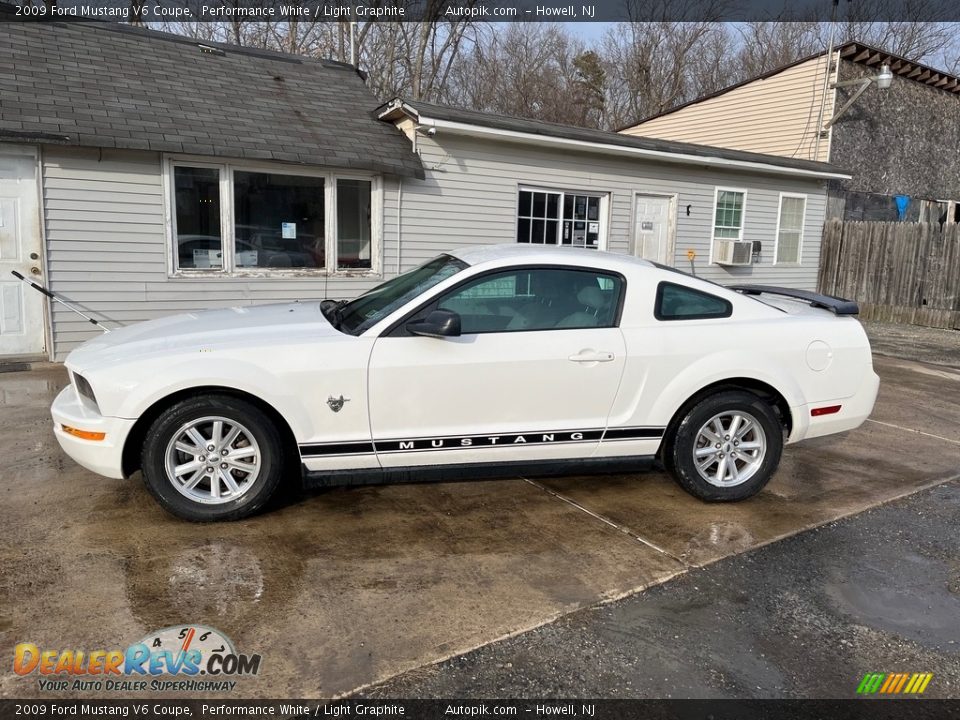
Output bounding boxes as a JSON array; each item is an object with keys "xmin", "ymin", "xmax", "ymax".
[{"xmin": 1, "ymin": 354, "xmax": 958, "ymax": 699}]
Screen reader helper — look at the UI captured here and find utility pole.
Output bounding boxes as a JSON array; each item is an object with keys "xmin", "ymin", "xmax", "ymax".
[
  {"xmin": 349, "ymin": 15, "xmax": 357, "ymax": 67},
  {"xmin": 813, "ymin": 0, "xmax": 841, "ymax": 160}
]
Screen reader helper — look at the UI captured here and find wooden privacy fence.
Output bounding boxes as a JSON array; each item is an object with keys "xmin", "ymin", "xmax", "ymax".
[{"xmin": 818, "ymin": 220, "xmax": 960, "ymax": 329}]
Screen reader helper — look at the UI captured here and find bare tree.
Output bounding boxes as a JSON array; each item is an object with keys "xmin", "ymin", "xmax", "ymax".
[
  {"xmin": 145, "ymin": 8, "xmax": 960, "ymax": 129},
  {"xmin": 600, "ymin": 22, "xmax": 734, "ymax": 129},
  {"xmin": 733, "ymin": 22, "xmax": 822, "ymax": 78},
  {"xmin": 443, "ymin": 23, "xmax": 609, "ymax": 127},
  {"xmin": 361, "ymin": 15, "xmax": 478, "ymax": 101}
]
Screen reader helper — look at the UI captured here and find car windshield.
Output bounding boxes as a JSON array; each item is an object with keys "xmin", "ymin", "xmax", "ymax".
[{"xmin": 334, "ymin": 254, "xmax": 469, "ymax": 335}]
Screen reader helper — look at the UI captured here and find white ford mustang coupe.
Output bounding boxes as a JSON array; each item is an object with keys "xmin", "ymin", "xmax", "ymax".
[{"xmin": 52, "ymin": 245, "xmax": 879, "ymax": 521}]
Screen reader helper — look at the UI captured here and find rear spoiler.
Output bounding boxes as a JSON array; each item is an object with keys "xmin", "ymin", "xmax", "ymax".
[{"xmin": 730, "ymin": 285, "xmax": 859, "ymax": 316}]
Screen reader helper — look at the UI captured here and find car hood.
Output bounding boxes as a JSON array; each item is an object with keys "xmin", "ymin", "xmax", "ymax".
[{"xmin": 67, "ymin": 302, "xmax": 338, "ymax": 372}]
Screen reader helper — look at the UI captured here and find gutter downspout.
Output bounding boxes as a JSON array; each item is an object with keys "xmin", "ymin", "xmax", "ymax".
[
  {"xmin": 396, "ymin": 177, "xmax": 402, "ymax": 276},
  {"xmin": 36, "ymin": 145, "xmax": 55, "ymax": 362}
]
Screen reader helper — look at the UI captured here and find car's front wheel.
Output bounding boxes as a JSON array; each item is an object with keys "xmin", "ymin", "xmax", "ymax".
[
  {"xmin": 664, "ymin": 390, "xmax": 783, "ymax": 502},
  {"xmin": 141, "ymin": 395, "xmax": 286, "ymax": 521}
]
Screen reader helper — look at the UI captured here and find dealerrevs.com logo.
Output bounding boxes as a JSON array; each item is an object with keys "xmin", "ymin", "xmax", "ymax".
[{"xmin": 14, "ymin": 625, "xmax": 261, "ymax": 693}]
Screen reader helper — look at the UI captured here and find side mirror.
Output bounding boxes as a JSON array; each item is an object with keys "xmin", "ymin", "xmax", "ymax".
[{"xmin": 406, "ymin": 309, "xmax": 461, "ymax": 338}]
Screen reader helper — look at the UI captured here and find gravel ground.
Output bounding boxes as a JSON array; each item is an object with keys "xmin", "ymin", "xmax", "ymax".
[{"xmin": 864, "ymin": 321, "xmax": 960, "ymax": 368}]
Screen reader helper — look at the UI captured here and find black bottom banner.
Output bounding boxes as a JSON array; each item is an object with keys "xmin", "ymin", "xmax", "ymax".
[{"xmin": 1, "ymin": 699, "xmax": 957, "ymax": 720}]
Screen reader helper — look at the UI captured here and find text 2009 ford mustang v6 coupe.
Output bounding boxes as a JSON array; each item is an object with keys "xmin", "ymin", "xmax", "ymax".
[{"xmin": 51, "ymin": 245, "xmax": 879, "ymax": 521}]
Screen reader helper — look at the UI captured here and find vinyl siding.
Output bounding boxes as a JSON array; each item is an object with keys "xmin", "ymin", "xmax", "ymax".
[
  {"xmin": 399, "ymin": 131, "xmax": 826, "ymax": 284},
  {"xmin": 42, "ymin": 137, "xmax": 828, "ymax": 359},
  {"xmin": 621, "ymin": 55, "xmax": 838, "ymax": 163},
  {"xmin": 42, "ymin": 146, "xmax": 397, "ymax": 359}
]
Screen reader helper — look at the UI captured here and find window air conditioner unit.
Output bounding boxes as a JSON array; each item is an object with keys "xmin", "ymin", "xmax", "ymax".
[{"xmin": 715, "ymin": 240, "xmax": 753, "ymax": 266}]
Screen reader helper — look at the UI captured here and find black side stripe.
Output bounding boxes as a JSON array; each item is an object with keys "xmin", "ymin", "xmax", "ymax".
[
  {"xmin": 603, "ymin": 427, "xmax": 665, "ymax": 440},
  {"xmin": 299, "ymin": 427, "xmax": 663, "ymax": 458},
  {"xmin": 300, "ymin": 441, "xmax": 376, "ymax": 457}
]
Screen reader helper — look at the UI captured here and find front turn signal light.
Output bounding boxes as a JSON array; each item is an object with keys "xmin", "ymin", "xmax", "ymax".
[{"xmin": 61, "ymin": 425, "xmax": 106, "ymax": 441}]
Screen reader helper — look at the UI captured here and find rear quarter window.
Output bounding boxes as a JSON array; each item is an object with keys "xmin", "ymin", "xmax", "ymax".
[{"xmin": 655, "ymin": 281, "xmax": 732, "ymax": 321}]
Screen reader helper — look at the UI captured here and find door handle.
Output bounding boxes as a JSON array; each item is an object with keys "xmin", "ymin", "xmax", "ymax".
[{"xmin": 568, "ymin": 350, "xmax": 615, "ymax": 363}]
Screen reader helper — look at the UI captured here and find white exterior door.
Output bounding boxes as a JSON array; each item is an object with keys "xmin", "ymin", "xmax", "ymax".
[
  {"xmin": 634, "ymin": 194, "xmax": 675, "ymax": 265},
  {"xmin": 0, "ymin": 148, "xmax": 45, "ymax": 357}
]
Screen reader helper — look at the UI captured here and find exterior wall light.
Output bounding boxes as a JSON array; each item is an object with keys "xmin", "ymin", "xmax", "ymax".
[
  {"xmin": 824, "ymin": 64, "xmax": 894, "ymax": 129},
  {"xmin": 875, "ymin": 64, "xmax": 894, "ymax": 89}
]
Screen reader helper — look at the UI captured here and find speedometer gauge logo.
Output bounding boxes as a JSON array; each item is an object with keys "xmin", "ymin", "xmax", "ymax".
[
  {"xmin": 129, "ymin": 624, "xmax": 259, "ymax": 677},
  {"xmin": 139, "ymin": 625, "xmax": 236, "ymax": 662}
]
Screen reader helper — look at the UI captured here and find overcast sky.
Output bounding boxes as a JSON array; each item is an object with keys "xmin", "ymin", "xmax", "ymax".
[{"xmin": 567, "ymin": 22, "xmax": 616, "ymax": 44}]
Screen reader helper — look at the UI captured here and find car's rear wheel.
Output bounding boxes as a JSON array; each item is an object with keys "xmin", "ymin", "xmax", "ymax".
[
  {"xmin": 665, "ymin": 390, "xmax": 783, "ymax": 502},
  {"xmin": 141, "ymin": 395, "xmax": 285, "ymax": 521}
]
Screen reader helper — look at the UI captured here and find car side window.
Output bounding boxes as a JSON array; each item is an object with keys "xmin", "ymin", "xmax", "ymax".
[
  {"xmin": 655, "ymin": 281, "xmax": 732, "ymax": 321},
  {"xmin": 434, "ymin": 268, "xmax": 623, "ymax": 334}
]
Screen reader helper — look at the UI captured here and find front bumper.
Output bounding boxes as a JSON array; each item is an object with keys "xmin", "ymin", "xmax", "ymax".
[
  {"xmin": 51, "ymin": 385, "xmax": 135, "ymax": 479},
  {"xmin": 788, "ymin": 369, "xmax": 881, "ymax": 443}
]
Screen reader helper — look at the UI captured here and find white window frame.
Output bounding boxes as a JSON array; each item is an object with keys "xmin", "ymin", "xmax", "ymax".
[
  {"xmin": 162, "ymin": 154, "xmax": 382, "ymax": 278},
  {"xmin": 947, "ymin": 200, "xmax": 959, "ymax": 225},
  {"xmin": 709, "ymin": 186, "xmax": 748, "ymax": 264},
  {"xmin": 773, "ymin": 192, "xmax": 807, "ymax": 266},
  {"xmin": 516, "ymin": 184, "xmax": 610, "ymax": 251}
]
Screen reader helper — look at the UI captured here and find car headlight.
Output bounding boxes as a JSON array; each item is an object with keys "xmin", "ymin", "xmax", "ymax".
[{"xmin": 73, "ymin": 373, "xmax": 99, "ymax": 411}]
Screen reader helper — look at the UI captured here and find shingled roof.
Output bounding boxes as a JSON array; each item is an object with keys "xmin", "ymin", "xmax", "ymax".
[
  {"xmin": 0, "ymin": 13, "xmax": 423, "ymax": 178},
  {"xmin": 380, "ymin": 98, "xmax": 850, "ymax": 179}
]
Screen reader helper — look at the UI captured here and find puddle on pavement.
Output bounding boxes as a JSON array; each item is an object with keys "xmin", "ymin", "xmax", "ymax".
[{"xmin": 823, "ymin": 553, "xmax": 960, "ymax": 647}]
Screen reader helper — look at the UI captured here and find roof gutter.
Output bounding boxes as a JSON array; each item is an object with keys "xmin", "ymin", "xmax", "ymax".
[{"xmin": 415, "ymin": 116, "xmax": 851, "ymax": 181}]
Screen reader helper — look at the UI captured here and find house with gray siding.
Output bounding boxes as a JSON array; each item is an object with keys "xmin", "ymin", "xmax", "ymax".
[
  {"xmin": 378, "ymin": 99, "xmax": 845, "ymax": 289},
  {"xmin": 0, "ymin": 15, "xmax": 849, "ymax": 362}
]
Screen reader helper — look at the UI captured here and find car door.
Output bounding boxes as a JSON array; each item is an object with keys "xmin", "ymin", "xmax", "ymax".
[{"xmin": 367, "ymin": 266, "xmax": 628, "ymax": 468}]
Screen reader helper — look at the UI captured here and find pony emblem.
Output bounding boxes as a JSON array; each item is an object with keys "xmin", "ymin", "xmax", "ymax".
[{"xmin": 327, "ymin": 395, "xmax": 350, "ymax": 413}]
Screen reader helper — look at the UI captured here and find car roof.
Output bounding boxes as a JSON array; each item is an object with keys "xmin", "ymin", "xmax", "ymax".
[
  {"xmin": 446, "ymin": 245, "xmax": 760, "ymax": 307},
  {"xmin": 448, "ymin": 244, "xmax": 656, "ymax": 270}
]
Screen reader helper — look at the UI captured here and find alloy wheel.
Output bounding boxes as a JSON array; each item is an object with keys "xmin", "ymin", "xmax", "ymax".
[
  {"xmin": 692, "ymin": 410, "xmax": 767, "ymax": 487},
  {"xmin": 163, "ymin": 416, "xmax": 261, "ymax": 505}
]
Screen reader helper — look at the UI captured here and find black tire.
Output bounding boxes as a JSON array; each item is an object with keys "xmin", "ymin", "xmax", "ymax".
[
  {"xmin": 140, "ymin": 395, "xmax": 286, "ymax": 521},
  {"xmin": 664, "ymin": 390, "xmax": 783, "ymax": 502}
]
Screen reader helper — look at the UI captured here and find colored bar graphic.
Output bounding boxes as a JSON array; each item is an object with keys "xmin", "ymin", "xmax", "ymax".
[
  {"xmin": 857, "ymin": 673, "xmax": 885, "ymax": 694},
  {"xmin": 857, "ymin": 672, "xmax": 933, "ymax": 695},
  {"xmin": 879, "ymin": 674, "xmax": 897, "ymax": 693}
]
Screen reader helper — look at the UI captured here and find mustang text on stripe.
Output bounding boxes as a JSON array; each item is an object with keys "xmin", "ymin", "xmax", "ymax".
[{"xmin": 300, "ymin": 427, "xmax": 664, "ymax": 457}]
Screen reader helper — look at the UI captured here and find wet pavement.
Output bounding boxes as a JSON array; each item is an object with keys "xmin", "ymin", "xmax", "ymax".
[{"xmin": 1, "ymin": 354, "xmax": 958, "ymax": 699}]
